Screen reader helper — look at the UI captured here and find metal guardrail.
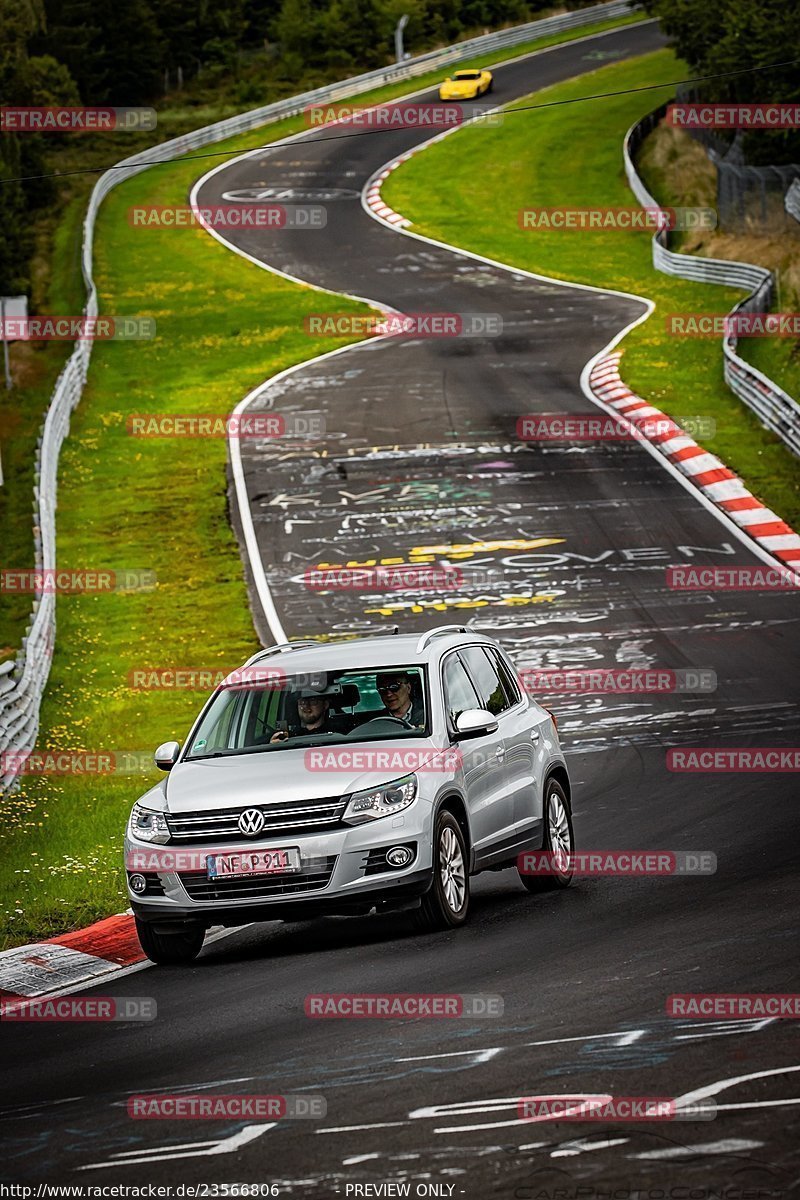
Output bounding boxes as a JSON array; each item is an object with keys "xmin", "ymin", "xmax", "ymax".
[
  {"xmin": 624, "ymin": 104, "xmax": 800, "ymax": 459},
  {"xmin": 0, "ymin": 0, "xmax": 637, "ymax": 789},
  {"xmin": 786, "ymin": 178, "xmax": 800, "ymax": 223}
]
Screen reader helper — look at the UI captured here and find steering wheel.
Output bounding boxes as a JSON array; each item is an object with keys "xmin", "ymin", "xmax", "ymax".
[{"xmin": 351, "ymin": 715, "xmax": 413, "ymax": 734}]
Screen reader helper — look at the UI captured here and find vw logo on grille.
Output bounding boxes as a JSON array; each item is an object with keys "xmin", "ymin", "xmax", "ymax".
[{"xmin": 238, "ymin": 808, "xmax": 265, "ymax": 836}]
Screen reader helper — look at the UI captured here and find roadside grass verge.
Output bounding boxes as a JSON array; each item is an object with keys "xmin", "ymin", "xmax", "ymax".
[
  {"xmin": 0, "ymin": 8, "xmax": 647, "ymax": 667},
  {"xmin": 0, "ymin": 15, "xmax": 654, "ymax": 949},
  {"xmin": 637, "ymin": 121, "xmax": 800, "ymax": 404},
  {"xmin": 382, "ymin": 49, "xmax": 800, "ymax": 528},
  {"xmin": 0, "ymin": 120, "xmax": 368, "ymax": 947}
]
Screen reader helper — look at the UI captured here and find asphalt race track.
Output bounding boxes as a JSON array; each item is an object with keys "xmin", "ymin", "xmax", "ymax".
[{"xmin": 3, "ymin": 21, "xmax": 799, "ymax": 1196}]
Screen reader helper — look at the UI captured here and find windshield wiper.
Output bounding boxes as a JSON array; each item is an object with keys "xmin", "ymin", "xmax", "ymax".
[{"xmin": 185, "ymin": 750, "xmax": 242, "ymax": 760}]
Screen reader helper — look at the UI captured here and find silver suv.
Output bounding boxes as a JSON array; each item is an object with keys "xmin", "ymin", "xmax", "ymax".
[{"xmin": 126, "ymin": 627, "xmax": 574, "ymax": 963}]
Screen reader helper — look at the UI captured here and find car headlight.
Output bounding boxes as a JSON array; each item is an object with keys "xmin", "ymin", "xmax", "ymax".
[
  {"xmin": 129, "ymin": 802, "xmax": 171, "ymax": 844},
  {"xmin": 342, "ymin": 775, "xmax": 418, "ymax": 825}
]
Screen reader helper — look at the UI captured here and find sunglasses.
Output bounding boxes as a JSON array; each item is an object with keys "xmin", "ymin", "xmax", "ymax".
[{"xmin": 378, "ymin": 680, "xmax": 406, "ymax": 693}]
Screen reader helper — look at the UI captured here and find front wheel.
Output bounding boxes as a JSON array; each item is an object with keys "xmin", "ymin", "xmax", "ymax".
[
  {"xmin": 518, "ymin": 778, "xmax": 574, "ymax": 893},
  {"xmin": 412, "ymin": 811, "xmax": 470, "ymax": 931},
  {"xmin": 135, "ymin": 917, "xmax": 205, "ymax": 964}
]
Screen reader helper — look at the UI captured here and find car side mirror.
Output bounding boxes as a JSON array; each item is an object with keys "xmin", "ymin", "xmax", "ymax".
[
  {"xmin": 154, "ymin": 740, "xmax": 181, "ymax": 771},
  {"xmin": 455, "ymin": 709, "xmax": 498, "ymax": 739}
]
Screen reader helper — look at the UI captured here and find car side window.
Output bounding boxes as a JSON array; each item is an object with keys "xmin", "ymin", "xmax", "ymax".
[
  {"xmin": 460, "ymin": 646, "xmax": 510, "ymax": 717},
  {"xmin": 443, "ymin": 653, "xmax": 481, "ymax": 727},
  {"xmin": 490, "ymin": 649, "xmax": 522, "ymax": 708}
]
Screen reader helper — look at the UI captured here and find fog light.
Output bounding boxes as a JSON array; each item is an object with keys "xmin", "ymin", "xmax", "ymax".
[
  {"xmin": 129, "ymin": 873, "xmax": 147, "ymax": 895},
  {"xmin": 386, "ymin": 846, "xmax": 413, "ymax": 868}
]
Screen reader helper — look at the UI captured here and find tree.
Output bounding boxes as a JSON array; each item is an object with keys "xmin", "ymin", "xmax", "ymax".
[
  {"xmin": 640, "ymin": 0, "xmax": 800, "ymax": 163},
  {"xmin": 0, "ymin": 0, "xmax": 75, "ymax": 292}
]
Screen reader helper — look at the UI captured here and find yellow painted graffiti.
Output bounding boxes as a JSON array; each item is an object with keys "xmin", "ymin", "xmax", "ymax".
[
  {"xmin": 315, "ymin": 537, "xmax": 565, "ymax": 571},
  {"xmin": 364, "ymin": 592, "xmax": 564, "ymax": 616}
]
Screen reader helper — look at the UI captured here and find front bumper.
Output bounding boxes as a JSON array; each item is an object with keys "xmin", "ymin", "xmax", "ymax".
[{"xmin": 126, "ymin": 805, "xmax": 435, "ymax": 927}]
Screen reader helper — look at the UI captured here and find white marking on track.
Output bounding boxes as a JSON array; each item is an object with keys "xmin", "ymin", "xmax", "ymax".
[
  {"xmin": 631, "ymin": 1138, "xmax": 764, "ymax": 1160},
  {"xmin": 552, "ymin": 1137, "xmax": 629, "ymax": 1157},
  {"xmin": 79, "ymin": 1124, "xmax": 275, "ymax": 1169},
  {"xmin": 674, "ymin": 1064, "xmax": 800, "ymax": 1112}
]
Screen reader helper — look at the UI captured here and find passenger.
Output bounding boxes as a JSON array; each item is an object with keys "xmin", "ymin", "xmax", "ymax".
[
  {"xmin": 270, "ymin": 691, "xmax": 335, "ymax": 742},
  {"xmin": 375, "ymin": 671, "xmax": 425, "ymax": 728}
]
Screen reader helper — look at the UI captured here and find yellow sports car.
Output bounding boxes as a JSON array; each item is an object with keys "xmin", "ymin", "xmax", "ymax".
[{"xmin": 438, "ymin": 68, "xmax": 493, "ymax": 101}]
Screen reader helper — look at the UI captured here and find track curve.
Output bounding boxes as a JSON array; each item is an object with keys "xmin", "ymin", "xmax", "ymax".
[{"xmin": 3, "ymin": 22, "xmax": 799, "ymax": 1194}]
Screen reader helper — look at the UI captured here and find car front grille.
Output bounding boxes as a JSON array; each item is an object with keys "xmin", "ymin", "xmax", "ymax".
[
  {"xmin": 165, "ymin": 796, "xmax": 347, "ymax": 843},
  {"xmin": 180, "ymin": 856, "xmax": 337, "ymax": 902}
]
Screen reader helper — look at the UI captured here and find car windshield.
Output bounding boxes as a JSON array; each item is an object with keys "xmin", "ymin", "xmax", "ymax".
[
  {"xmin": 454, "ymin": 71, "xmax": 481, "ymax": 78},
  {"xmin": 185, "ymin": 666, "xmax": 428, "ymax": 759}
]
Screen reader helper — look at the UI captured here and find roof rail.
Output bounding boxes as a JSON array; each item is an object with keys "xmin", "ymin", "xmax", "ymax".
[
  {"xmin": 243, "ymin": 640, "xmax": 322, "ymax": 667},
  {"xmin": 415, "ymin": 625, "xmax": 468, "ymax": 654}
]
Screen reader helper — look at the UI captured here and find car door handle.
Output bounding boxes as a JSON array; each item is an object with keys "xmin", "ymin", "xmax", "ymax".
[
  {"xmin": 495, "ymin": 745, "xmax": 505, "ymax": 760},
  {"xmin": 530, "ymin": 728, "xmax": 541, "ymax": 743}
]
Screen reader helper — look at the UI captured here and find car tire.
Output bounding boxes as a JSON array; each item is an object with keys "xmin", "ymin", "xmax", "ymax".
[
  {"xmin": 518, "ymin": 778, "xmax": 574, "ymax": 893},
  {"xmin": 412, "ymin": 811, "xmax": 470, "ymax": 932},
  {"xmin": 135, "ymin": 917, "xmax": 205, "ymax": 965}
]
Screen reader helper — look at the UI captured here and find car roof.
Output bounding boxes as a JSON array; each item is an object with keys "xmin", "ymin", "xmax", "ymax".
[{"xmin": 239, "ymin": 630, "xmax": 495, "ymax": 673}]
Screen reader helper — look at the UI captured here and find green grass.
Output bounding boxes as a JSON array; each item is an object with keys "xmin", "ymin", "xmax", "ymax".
[
  {"xmin": 383, "ymin": 49, "xmax": 800, "ymax": 528},
  {"xmin": 635, "ymin": 120, "xmax": 800, "ymax": 405},
  {"xmin": 0, "ymin": 120, "xmax": 368, "ymax": 947},
  {"xmin": 0, "ymin": 13, "xmax": 654, "ymax": 949},
  {"xmin": 0, "ymin": 7, "xmax": 647, "ymax": 671},
  {"xmin": 739, "ymin": 326, "xmax": 800, "ymax": 407}
]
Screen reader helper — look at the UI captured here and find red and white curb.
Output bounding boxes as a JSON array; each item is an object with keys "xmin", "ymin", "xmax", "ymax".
[
  {"xmin": 364, "ymin": 153, "xmax": 414, "ymax": 227},
  {"xmin": 0, "ymin": 915, "xmax": 240, "ymax": 1006},
  {"xmin": 0, "ymin": 913, "xmax": 145, "ymax": 1008},
  {"xmin": 589, "ymin": 352, "xmax": 800, "ymax": 570}
]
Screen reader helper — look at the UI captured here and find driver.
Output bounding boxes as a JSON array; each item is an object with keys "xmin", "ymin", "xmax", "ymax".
[
  {"xmin": 376, "ymin": 671, "xmax": 425, "ymax": 728},
  {"xmin": 270, "ymin": 689, "xmax": 335, "ymax": 742}
]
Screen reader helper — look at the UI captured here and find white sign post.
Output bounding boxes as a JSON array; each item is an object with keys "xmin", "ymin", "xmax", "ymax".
[{"xmin": 0, "ymin": 295, "xmax": 28, "ymax": 485}]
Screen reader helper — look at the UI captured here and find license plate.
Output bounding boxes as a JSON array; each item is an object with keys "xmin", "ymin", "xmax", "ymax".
[{"xmin": 206, "ymin": 847, "xmax": 302, "ymax": 879}]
